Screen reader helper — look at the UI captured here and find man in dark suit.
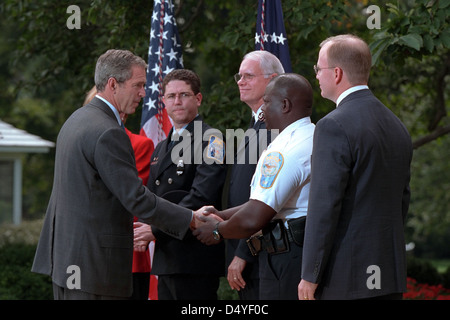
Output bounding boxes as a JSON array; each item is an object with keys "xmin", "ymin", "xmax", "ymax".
[
  {"xmin": 298, "ymin": 34, "xmax": 413, "ymax": 300},
  {"xmin": 134, "ymin": 69, "xmax": 226, "ymax": 299},
  {"xmin": 83, "ymin": 86, "xmax": 155, "ymax": 300},
  {"xmin": 31, "ymin": 49, "xmax": 194, "ymax": 299},
  {"xmin": 226, "ymin": 51, "xmax": 284, "ymax": 299}
]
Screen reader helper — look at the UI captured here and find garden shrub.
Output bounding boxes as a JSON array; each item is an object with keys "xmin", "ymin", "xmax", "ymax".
[
  {"xmin": 407, "ymin": 254, "xmax": 443, "ymax": 286},
  {"xmin": 0, "ymin": 242, "xmax": 52, "ymax": 300}
]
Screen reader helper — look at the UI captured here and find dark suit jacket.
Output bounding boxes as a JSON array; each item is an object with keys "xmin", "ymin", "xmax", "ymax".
[
  {"xmin": 148, "ymin": 116, "xmax": 227, "ymax": 275},
  {"xmin": 31, "ymin": 97, "xmax": 192, "ymax": 297},
  {"xmin": 226, "ymin": 120, "xmax": 273, "ymax": 280},
  {"xmin": 301, "ymin": 89, "xmax": 413, "ymax": 299}
]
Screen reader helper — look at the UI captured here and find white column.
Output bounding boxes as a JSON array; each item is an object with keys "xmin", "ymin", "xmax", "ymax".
[{"xmin": 13, "ymin": 157, "xmax": 22, "ymax": 225}]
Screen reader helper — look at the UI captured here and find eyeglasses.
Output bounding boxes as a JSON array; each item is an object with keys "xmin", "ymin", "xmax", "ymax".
[
  {"xmin": 313, "ymin": 65, "xmax": 336, "ymax": 75},
  {"xmin": 234, "ymin": 73, "xmax": 271, "ymax": 83},
  {"xmin": 164, "ymin": 92, "xmax": 195, "ymax": 102}
]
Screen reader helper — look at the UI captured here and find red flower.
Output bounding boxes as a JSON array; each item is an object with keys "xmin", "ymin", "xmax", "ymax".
[{"xmin": 403, "ymin": 277, "xmax": 450, "ymax": 300}]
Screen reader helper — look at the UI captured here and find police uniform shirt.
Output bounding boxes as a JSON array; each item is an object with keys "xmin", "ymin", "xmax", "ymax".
[{"xmin": 249, "ymin": 117, "xmax": 315, "ymax": 223}]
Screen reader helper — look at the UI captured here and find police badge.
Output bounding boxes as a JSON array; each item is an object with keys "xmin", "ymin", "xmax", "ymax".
[
  {"xmin": 206, "ymin": 135, "xmax": 224, "ymax": 164},
  {"xmin": 260, "ymin": 152, "xmax": 284, "ymax": 189}
]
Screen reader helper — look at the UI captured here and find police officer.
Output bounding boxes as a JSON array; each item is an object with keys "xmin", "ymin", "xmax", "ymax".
[
  {"xmin": 193, "ymin": 73, "xmax": 315, "ymax": 300},
  {"xmin": 134, "ymin": 69, "xmax": 226, "ymax": 300}
]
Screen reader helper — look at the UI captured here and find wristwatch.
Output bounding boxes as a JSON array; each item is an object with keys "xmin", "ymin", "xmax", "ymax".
[{"xmin": 212, "ymin": 222, "xmax": 223, "ymax": 241}]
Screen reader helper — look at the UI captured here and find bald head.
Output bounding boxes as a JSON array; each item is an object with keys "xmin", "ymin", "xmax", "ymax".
[{"xmin": 262, "ymin": 73, "xmax": 313, "ymax": 131}]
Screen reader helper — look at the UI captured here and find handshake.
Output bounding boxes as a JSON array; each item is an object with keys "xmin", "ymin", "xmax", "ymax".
[
  {"xmin": 192, "ymin": 206, "xmax": 227, "ymax": 245},
  {"xmin": 133, "ymin": 206, "xmax": 225, "ymax": 252}
]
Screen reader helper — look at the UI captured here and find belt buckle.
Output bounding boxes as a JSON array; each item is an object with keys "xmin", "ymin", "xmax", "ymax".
[{"xmin": 246, "ymin": 235, "xmax": 263, "ymax": 256}]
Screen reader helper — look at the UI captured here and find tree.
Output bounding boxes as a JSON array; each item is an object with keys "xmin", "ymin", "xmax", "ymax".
[
  {"xmin": 368, "ymin": 1, "xmax": 450, "ymax": 148},
  {"xmin": 0, "ymin": 0, "xmax": 448, "ymax": 258}
]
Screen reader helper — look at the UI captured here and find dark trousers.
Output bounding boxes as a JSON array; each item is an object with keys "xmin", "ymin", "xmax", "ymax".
[
  {"xmin": 258, "ymin": 242, "xmax": 303, "ymax": 300},
  {"xmin": 360, "ymin": 293, "xmax": 403, "ymax": 300},
  {"xmin": 52, "ymin": 283, "xmax": 126, "ymax": 300},
  {"xmin": 131, "ymin": 272, "xmax": 150, "ymax": 300},
  {"xmin": 157, "ymin": 274, "xmax": 220, "ymax": 300},
  {"xmin": 238, "ymin": 276, "xmax": 260, "ymax": 300}
]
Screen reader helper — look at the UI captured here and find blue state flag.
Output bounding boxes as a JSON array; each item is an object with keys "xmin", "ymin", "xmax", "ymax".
[{"xmin": 255, "ymin": 0, "xmax": 292, "ymax": 72}]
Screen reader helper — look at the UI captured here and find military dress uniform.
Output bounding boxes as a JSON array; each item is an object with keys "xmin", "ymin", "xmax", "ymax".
[
  {"xmin": 249, "ymin": 116, "xmax": 315, "ymax": 300},
  {"xmin": 147, "ymin": 115, "xmax": 227, "ymax": 300}
]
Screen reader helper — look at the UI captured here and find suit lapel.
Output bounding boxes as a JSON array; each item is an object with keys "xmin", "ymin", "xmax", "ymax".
[
  {"xmin": 154, "ymin": 137, "xmax": 175, "ymax": 179},
  {"xmin": 236, "ymin": 120, "xmax": 264, "ymax": 156},
  {"xmin": 89, "ymin": 97, "xmax": 119, "ymax": 124}
]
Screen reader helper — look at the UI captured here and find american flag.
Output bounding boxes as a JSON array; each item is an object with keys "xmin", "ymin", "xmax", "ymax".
[
  {"xmin": 255, "ymin": 0, "xmax": 292, "ymax": 72},
  {"xmin": 140, "ymin": 0, "xmax": 183, "ymax": 144}
]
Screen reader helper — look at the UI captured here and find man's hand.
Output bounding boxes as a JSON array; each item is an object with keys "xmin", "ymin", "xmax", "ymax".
[
  {"xmin": 192, "ymin": 213, "xmax": 223, "ymax": 245},
  {"xmin": 298, "ymin": 279, "xmax": 318, "ymax": 300},
  {"xmin": 190, "ymin": 206, "xmax": 216, "ymax": 230},
  {"xmin": 227, "ymin": 256, "xmax": 247, "ymax": 291},
  {"xmin": 134, "ymin": 240, "xmax": 149, "ymax": 252},
  {"xmin": 133, "ymin": 222, "xmax": 155, "ymax": 252},
  {"xmin": 196, "ymin": 205, "xmax": 220, "ymax": 217}
]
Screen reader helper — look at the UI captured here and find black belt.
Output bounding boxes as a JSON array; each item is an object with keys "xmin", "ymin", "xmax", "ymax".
[{"xmin": 246, "ymin": 217, "xmax": 306, "ymax": 256}]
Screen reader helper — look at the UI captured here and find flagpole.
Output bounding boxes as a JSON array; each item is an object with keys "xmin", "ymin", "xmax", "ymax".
[
  {"xmin": 260, "ymin": 0, "xmax": 265, "ymax": 50},
  {"xmin": 157, "ymin": 0, "xmax": 166, "ymax": 143},
  {"xmin": 255, "ymin": 0, "xmax": 292, "ymax": 73}
]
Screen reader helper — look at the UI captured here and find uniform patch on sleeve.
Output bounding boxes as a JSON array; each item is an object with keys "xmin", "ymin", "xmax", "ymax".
[
  {"xmin": 206, "ymin": 135, "xmax": 224, "ymax": 163},
  {"xmin": 260, "ymin": 152, "xmax": 284, "ymax": 189}
]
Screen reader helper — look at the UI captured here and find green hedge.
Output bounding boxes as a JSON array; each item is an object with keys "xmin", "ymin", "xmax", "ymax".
[
  {"xmin": 0, "ymin": 219, "xmax": 448, "ymax": 300},
  {"xmin": 0, "ymin": 242, "xmax": 52, "ymax": 300},
  {"xmin": 0, "ymin": 241, "xmax": 238, "ymax": 300},
  {"xmin": 407, "ymin": 254, "xmax": 450, "ymax": 288}
]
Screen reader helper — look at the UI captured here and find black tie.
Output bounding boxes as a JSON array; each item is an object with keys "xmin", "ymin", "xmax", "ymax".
[
  {"xmin": 249, "ymin": 117, "xmax": 255, "ymax": 129},
  {"xmin": 168, "ymin": 132, "xmax": 179, "ymax": 150}
]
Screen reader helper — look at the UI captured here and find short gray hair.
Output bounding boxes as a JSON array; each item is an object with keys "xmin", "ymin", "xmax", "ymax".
[
  {"xmin": 243, "ymin": 50, "xmax": 285, "ymax": 75},
  {"xmin": 95, "ymin": 49, "xmax": 147, "ymax": 92}
]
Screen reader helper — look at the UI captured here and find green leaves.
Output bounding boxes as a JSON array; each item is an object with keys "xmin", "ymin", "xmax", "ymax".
[
  {"xmin": 399, "ymin": 33, "xmax": 423, "ymax": 51},
  {"xmin": 371, "ymin": 1, "xmax": 450, "ymax": 64},
  {"xmin": 0, "ymin": 0, "xmax": 448, "ymax": 235}
]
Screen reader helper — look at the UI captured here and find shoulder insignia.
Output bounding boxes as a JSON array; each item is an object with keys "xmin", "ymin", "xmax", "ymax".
[
  {"xmin": 206, "ymin": 135, "xmax": 224, "ymax": 164},
  {"xmin": 260, "ymin": 151, "xmax": 284, "ymax": 189}
]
